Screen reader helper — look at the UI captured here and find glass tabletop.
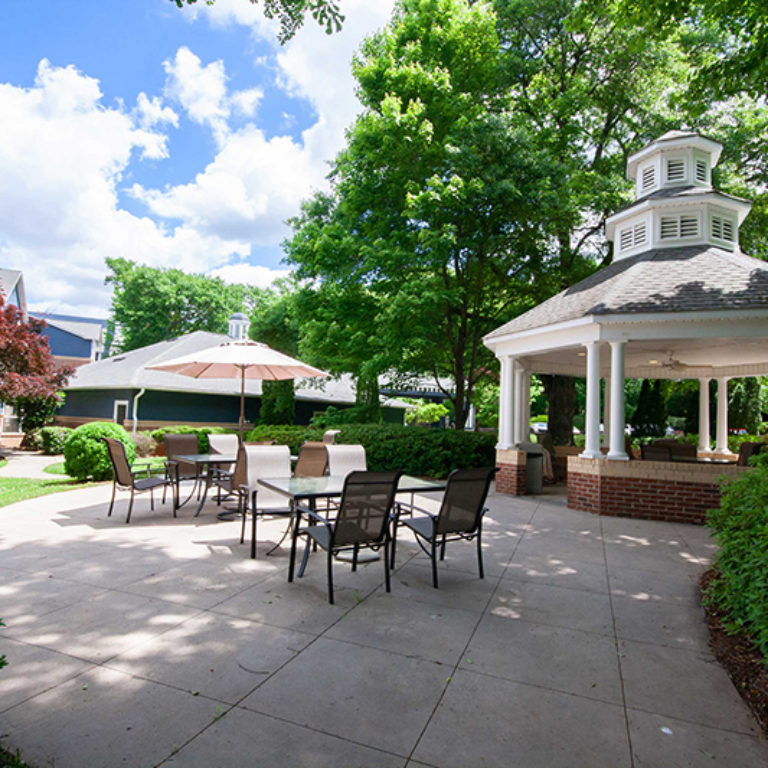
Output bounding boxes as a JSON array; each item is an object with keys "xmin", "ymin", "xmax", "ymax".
[
  {"xmin": 258, "ymin": 474, "xmax": 445, "ymax": 500},
  {"xmin": 172, "ymin": 453, "xmax": 237, "ymax": 464}
]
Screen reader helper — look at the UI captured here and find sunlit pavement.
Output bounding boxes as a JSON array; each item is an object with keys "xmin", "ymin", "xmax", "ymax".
[{"xmin": 0, "ymin": 482, "xmax": 766, "ymax": 767}]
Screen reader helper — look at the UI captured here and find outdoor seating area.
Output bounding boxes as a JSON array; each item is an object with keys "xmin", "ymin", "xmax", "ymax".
[{"xmin": 1, "ymin": 475, "xmax": 766, "ymax": 766}]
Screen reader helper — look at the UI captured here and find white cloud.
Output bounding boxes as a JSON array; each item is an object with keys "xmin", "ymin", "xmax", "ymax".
[{"xmin": 209, "ymin": 262, "xmax": 291, "ymax": 288}]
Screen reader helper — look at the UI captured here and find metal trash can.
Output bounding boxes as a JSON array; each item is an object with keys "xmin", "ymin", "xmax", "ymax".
[{"xmin": 515, "ymin": 441, "xmax": 544, "ymax": 494}]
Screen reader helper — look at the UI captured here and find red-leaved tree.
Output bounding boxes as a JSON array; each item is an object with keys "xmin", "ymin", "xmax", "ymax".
[{"xmin": 0, "ymin": 297, "xmax": 72, "ymax": 431}]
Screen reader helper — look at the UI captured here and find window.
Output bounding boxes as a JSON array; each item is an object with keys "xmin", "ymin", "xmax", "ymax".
[
  {"xmin": 666, "ymin": 158, "xmax": 685, "ymax": 182},
  {"xmin": 619, "ymin": 222, "xmax": 648, "ymax": 251},
  {"xmin": 711, "ymin": 215, "xmax": 735, "ymax": 242},
  {"xmin": 695, "ymin": 159, "xmax": 707, "ymax": 183},
  {"xmin": 641, "ymin": 166, "xmax": 655, "ymax": 192},
  {"xmin": 660, "ymin": 214, "xmax": 699, "ymax": 240}
]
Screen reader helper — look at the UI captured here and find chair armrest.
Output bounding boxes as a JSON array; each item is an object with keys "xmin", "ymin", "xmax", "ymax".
[{"xmin": 295, "ymin": 505, "xmax": 333, "ymax": 531}]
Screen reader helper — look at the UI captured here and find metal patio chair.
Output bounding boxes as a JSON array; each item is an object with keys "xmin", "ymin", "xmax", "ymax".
[
  {"xmin": 293, "ymin": 441, "xmax": 328, "ymax": 478},
  {"xmin": 165, "ymin": 433, "xmax": 201, "ymax": 507}
]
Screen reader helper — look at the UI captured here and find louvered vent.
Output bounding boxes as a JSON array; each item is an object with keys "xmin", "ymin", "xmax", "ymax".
[
  {"xmin": 711, "ymin": 217, "xmax": 722, "ymax": 239},
  {"xmin": 712, "ymin": 216, "xmax": 735, "ymax": 242},
  {"xmin": 620, "ymin": 229, "xmax": 633, "ymax": 250},
  {"xmin": 641, "ymin": 166, "xmax": 655, "ymax": 192},
  {"xmin": 722, "ymin": 219, "xmax": 735, "ymax": 240},
  {"xmin": 680, "ymin": 216, "xmax": 699, "ymax": 237},
  {"xmin": 667, "ymin": 159, "xmax": 685, "ymax": 182},
  {"xmin": 660, "ymin": 217, "xmax": 679, "ymax": 239},
  {"xmin": 633, "ymin": 222, "xmax": 647, "ymax": 246},
  {"xmin": 695, "ymin": 159, "xmax": 707, "ymax": 183}
]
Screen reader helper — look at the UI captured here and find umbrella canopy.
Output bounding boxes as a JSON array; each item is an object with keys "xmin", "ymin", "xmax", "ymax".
[{"xmin": 147, "ymin": 341, "xmax": 328, "ymax": 440}]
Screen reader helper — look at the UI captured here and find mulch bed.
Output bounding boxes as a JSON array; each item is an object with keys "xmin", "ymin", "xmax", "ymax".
[{"xmin": 700, "ymin": 569, "xmax": 768, "ymax": 735}]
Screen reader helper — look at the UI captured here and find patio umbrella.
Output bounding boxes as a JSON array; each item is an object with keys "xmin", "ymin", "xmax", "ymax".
[{"xmin": 147, "ymin": 341, "xmax": 328, "ymax": 440}]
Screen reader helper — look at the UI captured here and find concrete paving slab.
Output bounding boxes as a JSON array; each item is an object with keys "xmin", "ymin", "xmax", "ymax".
[
  {"xmin": 0, "ymin": 638, "xmax": 93, "ymax": 711},
  {"xmin": 488, "ymin": 580, "xmax": 614, "ymax": 636},
  {"xmin": 504, "ymin": 551, "xmax": 609, "ymax": 593},
  {"xmin": 326, "ymin": 592, "xmax": 480, "ymax": 665},
  {"xmin": 512, "ymin": 529, "xmax": 607, "ymax": 565},
  {"xmin": 462, "ymin": 614, "xmax": 624, "ymax": 704},
  {"xmin": 0, "ymin": 665, "xmax": 220, "ymax": 768},
  {"xmin": 412, "ymin": 669, "xmax": 632, "ymax": 768},
  {"xmin": 620, "ymin": 640, "xmax": 761, "ymax": 735},
  {"xmin": 164, "ymin": 704, "xmax": 407, "ymax": 768},
  {"xmin": 628, "ymin": 709, "xmax": 768, "ymax": 768},
  {"xmin": 105, "ymin": 612, "xmax": 313, "ymax": 704},
  {"xmin": 608, "ymin": 565, "xmax": 700, "ymax": 606},
  {"xmin": 240, "ymin": 637, "xmax": 448, "ymax": 756}
]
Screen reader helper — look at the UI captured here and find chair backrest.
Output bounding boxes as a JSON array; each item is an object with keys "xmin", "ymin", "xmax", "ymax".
[
  {"xmin": 294, "ymin": 441, "xmax": 328, "ymax": 478},
  {"xmin": 334, "ymin": 470, "xmax": 401, "ymax": 547},
  {"xmin": 208, "ymin": 433, "xmax": 239, "ymax": 472},
  {"xmin": 737, "ymin": 441, "xmax": 764, "ymax": 466},
  {"xmin": 103, "ymin": 438, "xmax": 133, "ymax": 487},
  {"xmin": 322, "ymin": 429, "xmax": 341, "ymax": 445},
  {"xmin": 165, "ymin": 433, "xmax": 200, "ymax": 476},
  {"xmin": 641, "ymin": 444, "xmax": 672, "ymax": 461},
  {"xmin": 326, "ymin": 444, "xmax": 367, "ymax": 476},
  {"xmin": 243, "ymin": 444, "xmax": 292, "ymax": 510},
  {"xmin": 436, "ymin": 467, "xmax": 497, "ymax": 535}
]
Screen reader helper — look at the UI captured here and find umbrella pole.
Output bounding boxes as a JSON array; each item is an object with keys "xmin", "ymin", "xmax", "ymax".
[{"xmin": 239, "ymin": 367, "xmax": 245, "ymax": 444}]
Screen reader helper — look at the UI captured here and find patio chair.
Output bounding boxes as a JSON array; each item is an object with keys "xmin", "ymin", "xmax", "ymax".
[
  {"xmin": 103, "ymin": 438, "xmax": 172, "ymax": 524},
  {"xmin": 208, "ymin": 433, "xmax": 239, "ymax": 503},
  {"xmin": 641, "ymin": 444, "xmax": 672, "ymax": 461},
  {"xmin": 238, "ymin": 444, "xmax": 293, "ymax": 558},
  {"xmin": 292, "ymin": 470, "xmax": 401, "ymax": 604},
  {"xmin": 391, "ymin": 467, "xmax": 497, "ymax": 589},
  {"xmin": 165, "ymin": 433, "xmax": 202, "ymax": 506},
  {"xmin": 322, "ymin": 429, "xmax": 341, "ymax": 445},
  {"xmin": 326, "ymin": 444, "xmax": 366, "ymax": 476},
  {"xmin": 293, "ymin": 441, "xmax": 328, "ymax": 478}
]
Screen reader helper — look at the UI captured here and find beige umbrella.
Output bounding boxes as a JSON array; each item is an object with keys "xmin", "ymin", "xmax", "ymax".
[{"xmin": 147, "ymin": 341, "xmax": 328, "ymax": 440}]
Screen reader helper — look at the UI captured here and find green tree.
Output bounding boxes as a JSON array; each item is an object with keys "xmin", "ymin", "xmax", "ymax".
[
  {"xmin": 170, "ymin": 0, "xmax": 344, "ymax": 43},
  {"xmin": 286, "ymin": 0, "xmax": 552, "ymax": 427},
  {"xmin": 630, "ymin": 379, "xmax": 668, "ymax": 437},
  {"xmin": 729, "ymin": 377, "xmax": 762, "ymax": 434},
  {"xmin": 105, "ymin": 258, "xmax": 262, "ymax": 352}
]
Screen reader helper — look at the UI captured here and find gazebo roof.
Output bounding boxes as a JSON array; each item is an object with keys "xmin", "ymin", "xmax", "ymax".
[{"xmin": 486, "ymin": 246, "xmax": 768, "ymax": 340}]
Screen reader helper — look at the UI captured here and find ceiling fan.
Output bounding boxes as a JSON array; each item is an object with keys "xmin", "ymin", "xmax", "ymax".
[{"xmin": 659, "ymin": 352, "xmax": 690, "ymax": 371}]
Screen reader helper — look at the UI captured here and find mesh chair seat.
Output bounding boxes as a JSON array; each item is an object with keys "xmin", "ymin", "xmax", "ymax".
[
  {"xmin": 133, "ymin": 476, "xmax": 169, "ymax": 492},
  {"xmin": 401, "ymin": 515, "xmax": 433, "ymax": 539}
]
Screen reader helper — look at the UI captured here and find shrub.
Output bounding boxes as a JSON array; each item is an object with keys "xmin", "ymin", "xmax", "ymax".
[
  {"xmin": 131, "ymin": 431, "xmax": 157, "ymax": 458},
  {"xmin": 245, "ymin": 425, "xmax": 323, "ymax": 454},
  {"xmin": 20, "ymin": 428, "xmax": 43, "ymax": 451},
  {"xmin": 705, "ymin": 464, "xmax": 768, "ymax": 657},
  {"xmin": 39, "ymin": 426, "xmax": 72, "ymax": 455},
  {"xmin": 63, "ymin": 422, "xmax": 136, "ymax": 481},
  {"xmin": 150, "ymin": 425, "xmax": 234, "ymax": 453}
]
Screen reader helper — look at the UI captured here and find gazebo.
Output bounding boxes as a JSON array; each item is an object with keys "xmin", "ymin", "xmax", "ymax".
[{"xmin": 484, "ymin": 131, "xmax": 768, "ymax": 523}]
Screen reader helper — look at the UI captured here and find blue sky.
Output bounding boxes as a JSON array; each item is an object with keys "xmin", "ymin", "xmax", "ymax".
[{"xmin": 0, "ymin": 0, "xmax": 394, "ymax": 316}]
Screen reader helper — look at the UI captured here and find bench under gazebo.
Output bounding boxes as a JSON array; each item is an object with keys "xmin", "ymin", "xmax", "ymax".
[{"xmin": 484, "ymin": 131, "xmax": 768, "ymax": 524}]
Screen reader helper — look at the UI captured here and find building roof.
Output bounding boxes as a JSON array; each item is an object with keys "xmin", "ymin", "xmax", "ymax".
[
  {"xmin": 65, "ymin": 330, "xmax": 409, "ymax": 408},
  {"xmin": 485, "ymin": 246, "xmax": 768, "ymax": 339},
  {"xmin": 0, "ymin": 269, "xmax": 26, "ymax": 316},
  {"xmin": 33, "ymin": 312, "xmax": 107, "ymax": 343}
]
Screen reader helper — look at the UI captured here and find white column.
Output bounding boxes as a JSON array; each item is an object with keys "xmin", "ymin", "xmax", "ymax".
[
  {"xmin": 513, "ymin": 364, "xmax": 526, "ymax": 445},
  {"xmin": 602, "ymin": 376, "xmax": 611, "ymax": 448},
  {"xmin": 715, "ymin": 377, "xmax": 731, "ymax": 454},
  {"xmin": 497, "ymin": 356, "xmax": 514, "ymax": 449},
  {"xmin": 698, "ymin": 378, "xmax": 711, "ymax": 453},
  {"xmin": 581, "ymin": 342, "xmax": 602, "ymax": 459},
  {"xmin": 607, "ymin": 341, "xmax": 628, "ymax": 460},
  {"xmin": 522, "ymin": 373, "xmax": 531, "ymax": 441}
]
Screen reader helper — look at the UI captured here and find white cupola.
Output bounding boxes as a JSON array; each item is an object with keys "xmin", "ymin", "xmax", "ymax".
[
  {"xmin": 228, "ymin": 312, "xmax": 250, "ymax": 340},
  {"xmin": 605, "ymin": 131, "xmax": 752, "ymax": 261}
]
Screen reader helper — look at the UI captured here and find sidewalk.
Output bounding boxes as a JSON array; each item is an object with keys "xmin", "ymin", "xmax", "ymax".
[
  {"xmin": 0, "ymin": 484, "xmax": 766, "ymax": 767},
  {"xmin": 0, "ymin": 449, "xmax": 61, "ymax": 479}
]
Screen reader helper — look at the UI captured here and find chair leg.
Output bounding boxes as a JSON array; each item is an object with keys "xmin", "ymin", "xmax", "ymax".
[
  {"xmin": 108, "ymin": 481, "xmax": 116, "ymax": 517},
  {"xmin": 126, "ymin": 487, "xmax": 135, "ymax": 524},
  {"xmin": 390, "ymin": 508, "xmax": 399, "ymax": 568},
  {"xmin": 351, "ymin": 543, "xmax": 359, "ymax": 572},
  {"xmin": 431, "ymin": 536, "xmax": 438, "ymax": 589},
  {"xmin": 384, "ymin": 537, "xmax": 391, "ymax": 593},
  {"xmin": 327, "ymin": 548, "xmax": 334, "ymax": 604},
  {"xmin": 440, "ymin": 533, "xmax": 447, "ymax": 561},
  {"xmin": 150, "ymin": 488, "xmax": 154, "ymax": 511},
  {"xmin": 298, "ymin": 536, "xmax": 311, "ymax": 577},
  {"xmin": 476, "ymin": 529, "xmax": 484, "ymax": 580}
]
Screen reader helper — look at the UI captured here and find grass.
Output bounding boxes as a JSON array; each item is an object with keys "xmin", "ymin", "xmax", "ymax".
[
  {"xmin": 0, "ymin": 476, "xmax": 94, "ymax": 507},
  {"xmin": 0, "ymin": 746, "xmax": 29, "ymax": 767},
  {"xmin": 44, "ymin": 457, "xmax": 167, "ymax": 477}
]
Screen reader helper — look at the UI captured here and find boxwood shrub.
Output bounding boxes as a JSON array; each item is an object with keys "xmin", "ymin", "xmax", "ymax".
[
  {"xmin": 245, "ymin": 425, "xmax": 324, "ymax": 454},
  {"xmin": 40, "ymin": 426, "xmax": 73, "ymax": 455},
  {"xmin": 64, "ymin": 422, "xmax": 136, "ymax": 481},
  {"xmin": 705, "ymin": 455, "xmax": 768, "ymax": 657},
  {"xmin": 150, "ymin": 425, "xmax": 234, "ymax": 453}
]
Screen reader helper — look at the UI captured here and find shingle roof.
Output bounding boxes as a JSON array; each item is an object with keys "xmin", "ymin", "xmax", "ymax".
[
  {"xmin": 610, "ymin": 186, "xmax": 749, "ymax": 217},
  {"xmin": 485, "ymin": 246, "xmax": 768, "ymax": 339}
]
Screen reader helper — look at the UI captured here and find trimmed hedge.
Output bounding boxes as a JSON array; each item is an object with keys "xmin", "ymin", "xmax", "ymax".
[
  {"xmin": 245, "ymin": 423, "xmax": 496, "ymax": 478},
  {"xmin": 63, "ymin": 422, "xmax": 136, "ymax": 481},
  {"xmin": 40, "ymin": 426, "xmax": 73, "ymax": 455},
  {"xmin": 705, "ymin": 457, "xmax": 768, "ymax": 657},
  {"xmin": 150, "ymin": 425, "xmax": 235, "ymax": 453}
]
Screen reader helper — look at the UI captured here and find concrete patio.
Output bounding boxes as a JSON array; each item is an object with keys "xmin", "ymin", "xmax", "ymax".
[{"xmin": 0, "ymin": 481, "xmax": 766, "ymax": 767}]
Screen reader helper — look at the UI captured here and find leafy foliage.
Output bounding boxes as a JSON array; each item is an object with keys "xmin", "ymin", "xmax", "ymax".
[
  {"xmin": 259, "ymin": 380, "xmax": 296, "ymax": 424},
  {"xmin": 0, "ymin": 297, "xmax": 71, "ymax": 425},
  {"xmin": 150, "ymin": 425, "xmax": 234, "ymax": 453},
  {"xmin": 63, "ymin": 422, "xmax": 136, "ymax": 481},
  {"xmin": 170, "ymin": 0, "xmax": 344, "ymax": 44},
  {"xmin": 630, "ymin": 380, "xmax": 668, "ymax": 438},
  {"xmin": 706, "ymin": 464, "xmax": 768, "ymax": 656},
  {"xmin": 404, "ymin": 399, "xmax": 449, "ymax": 426},
  {"xmin": 39, "ymin": 427, "xmax": 73, "ymax": 455},
  {"xmin": 105, "ymin": 258, "xmax": 261, "ymax": 352},
  {"xmin": 245, "ymin": 424, "xmax": 324, "ymax": 454}
]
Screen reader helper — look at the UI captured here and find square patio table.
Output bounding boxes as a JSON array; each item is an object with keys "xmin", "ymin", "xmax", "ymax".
[
  {"xmin": 257, "ymin": 474, "xmax": 446, "ymax": 574},
  {"xmin": 173, "ymin": 453, "xmax": 237, "ymax": 517}
]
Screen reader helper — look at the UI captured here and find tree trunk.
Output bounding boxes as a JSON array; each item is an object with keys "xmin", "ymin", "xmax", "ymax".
[
  {"xmin": 540, "ymin": 374, "xmax": 576, "ymax": 445},
  {"xmin": 355, "ymin": 371, "xmax": 381, "ymax": 423}
]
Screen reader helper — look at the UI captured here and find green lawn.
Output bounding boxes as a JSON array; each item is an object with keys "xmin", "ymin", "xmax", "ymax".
[{"xmin": 0, "ymin": 476, "xmax": 95, "ymax": 508}]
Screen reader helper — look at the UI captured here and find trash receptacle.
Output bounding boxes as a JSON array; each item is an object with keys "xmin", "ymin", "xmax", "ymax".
[{"xmin": 515, "ymin": 441, "xmax": 544, "ymax": 494}]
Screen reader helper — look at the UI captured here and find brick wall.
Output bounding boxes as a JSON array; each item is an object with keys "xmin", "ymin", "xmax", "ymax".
[{"xmin": 495, "ymin": 449, "xmax": 527, "ymax": 496}]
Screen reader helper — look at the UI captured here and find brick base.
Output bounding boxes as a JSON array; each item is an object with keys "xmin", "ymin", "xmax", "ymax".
[
  {"xmin": 495, "ymin": 449, "xmax": 527, "ymax": 496},
  {"xmin": 567, "ymin": 456, "xmax": 748, "ymax": 525}
]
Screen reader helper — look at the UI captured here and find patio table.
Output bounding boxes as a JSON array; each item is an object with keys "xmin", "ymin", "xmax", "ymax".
[
  {"xmin": 257, "ymin": 474, "xmax": 446, "ymax": 576},
  {"xmin": 172, "ymin": 453, "xmax": 237, "ymax": 517}
]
